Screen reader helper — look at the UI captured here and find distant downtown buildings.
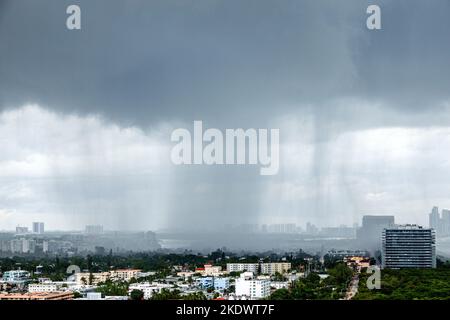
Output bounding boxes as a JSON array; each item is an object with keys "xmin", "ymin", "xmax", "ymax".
[
  {"xmin": 356, "ymin": 215, "xmax": 395, "ymax": 252},
  {"xmin": 85, "ymin": 225, "xmax": 104, "ymax": 234},
  {"xmin": 382, "ymin": 224, "xmax": 436, "ymax": 269},
  {"xmin": 14, "ymin": 222, "xmax": 45, "ymax": 235},
  {"xmin": 429, "ymin": 206, "xmax": 450, "ymax": 237},
  {"xmin": 32, "ymin": 222, "xmax": 45, "ymax": 234}
]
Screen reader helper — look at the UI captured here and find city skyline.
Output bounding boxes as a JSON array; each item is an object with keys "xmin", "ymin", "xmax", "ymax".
[{"xmin": 1, "ymin": 207, "xmax": 446, "ymax": 233}]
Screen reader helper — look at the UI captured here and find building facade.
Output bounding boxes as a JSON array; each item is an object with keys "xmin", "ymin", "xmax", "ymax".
[
  {"xmin": 28, "ymin": 283, "xmax": 59, "ymax": 293},
  {"xmin": 226, "ymin": 263, "xmax": 259, "ymax": 274},
  {"xmin": 235, "ymin": 272, "xmax": 270, "ymax": 299},
  {"xmin": 382, "ymin": 224, "xmax": 436, "ymax": 269},
  {"xmin": 2, "ymin": 270, "xmax": 31, "ymax": 284},
  {"xmin": 74, "ymin": 269, "xmax": 142, "ymax": 285},
  {"xmin": 213, "ymin": 277, "xmax": 230, "ymax": 291},
  {"xmin": 0, "ymin": 292, "xmax": 73, "ymax": 300},
  {"xmin": 260, "ymin": 263, "xmax": 291, "ymax": 275},
  {"xmin": 128, "ymin": 282, "xmax": 173, "ymax": 300}
]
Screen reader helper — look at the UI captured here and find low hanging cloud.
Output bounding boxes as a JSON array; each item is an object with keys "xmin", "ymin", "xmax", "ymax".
[
  {"xmin": 0, "ymin": 105, "xmax": 173, "ymax": 231},
  {"xmin": 1, "ymin": 104, "xmax": 450, "ymax": 231}
]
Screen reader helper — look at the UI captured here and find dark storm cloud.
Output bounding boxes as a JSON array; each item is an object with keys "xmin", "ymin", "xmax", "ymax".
[
  {"xmin": 2, "ymin": 0, "xmax": 449, "ymax": 129},
  {"xmin": 1, "ymin": 0, "xmax": 450, "ymax": 232}
]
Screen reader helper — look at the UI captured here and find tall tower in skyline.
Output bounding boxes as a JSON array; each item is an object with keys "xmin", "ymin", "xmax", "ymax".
[
  {"xmin": 32, "ymin": 222, "xmax": 45, "ymax": 234},
  {"xmin": 429, "ymin": 206, "xmax": 440, "ymax": 230},
  {"xmin": 356, "ymin": 215, "xmax": 395, "ymax": 252}
]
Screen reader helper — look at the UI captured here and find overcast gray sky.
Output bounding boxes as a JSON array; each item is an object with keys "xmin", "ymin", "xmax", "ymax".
[{"xmin": 1, "ymin": 0, "xmax": 450, "ymax": 231}]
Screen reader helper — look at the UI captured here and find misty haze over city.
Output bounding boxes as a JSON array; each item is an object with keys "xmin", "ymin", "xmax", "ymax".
[{"xmin": 1, "ymin": 0, "xmax": 450, "ymax": 238}]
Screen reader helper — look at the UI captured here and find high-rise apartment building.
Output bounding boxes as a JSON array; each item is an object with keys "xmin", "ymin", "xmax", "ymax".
[
  {"xmin": 382, "ymin": 224, "xmax": 436, "ymax": 269},
  {"xmin": 429, "ymin": 206, "xmax": 440, "ymax": 230}
]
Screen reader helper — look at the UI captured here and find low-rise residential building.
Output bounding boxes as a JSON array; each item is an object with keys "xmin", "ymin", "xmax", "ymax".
[
  {"xmin": 344, "ymin": 256, "xmax": 371, "ymax": 272},
  {"xmin": 0, "ymin": 291, "xmax": 73, "ymax": 300},
  {"xmin": 226, "ymin": 263, "xmax": 259, "ymax": 274},
  {"xmin": 28, "ymin": 283, "xmax": 59, "ymax": 293},
  {"xmin": 203, "ymin": 265, "xmax": 225, "ymax": 276},
  {"xmin": 260, "ymin": 262, "xmax": 291, "ymax": 275},
  {"xmin": 195, "ymin": 276, "xmax": 230, "ymax": 291},
  {"xmin": 75, "ymin": 272, "xmax": 110, "ymax": 285},
  {"xmin": 195, "ymin": 265, "xmax": 226, "ymax": 276},
  {"xmin": 111, "ymin": 269, "xmax": 142, "ymax": 281},
  {"xmin": 1, "ymin": 270, "xmax": 31, "ymax": 284},
  {"xmin": 128, "ymin": 282, "xmax": 175, "ymax": 300},
  {"xmin": 74, "ymin": 269, "xmax": 143, "ymax": 285},
  {"xmin": 270, "ymin": 281, "xmax": 289, "ymax": 290},
  {"xmin": 196, "ymin": 277, "xmax": 214, "ymax": 289},
  {"xmin": 213, "ymin": 277, "xmax": 230, "ymax": 291}
]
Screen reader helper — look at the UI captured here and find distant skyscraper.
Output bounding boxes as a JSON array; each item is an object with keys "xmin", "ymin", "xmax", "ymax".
[
  {"xmin": 429, "ymin": 206, "xmax": 440, "ymax": 230},
  {"xmin": 428, "ymin": 206, "xmax": 450, "ymax": 236},
  {"xmin": 442, "ymin": 209, "xmax": 450, "ymax": 235},
  {"xmin": 382, "ymin": 224, "xmax": 436, "ymax": 269},
  {"xmin": 32, "ymin": 222, "xmax": 44, "ymax": 234},
  {"xmin": 356, "ymin": 215, "xmax": 395, "ymax": 252}
]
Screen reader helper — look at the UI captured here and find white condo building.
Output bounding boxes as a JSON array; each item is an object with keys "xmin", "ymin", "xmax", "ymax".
[
  {"xmin": 128, "ymin": 282, "xmax": 174, "ymax": 300},
  {"xmin": 235, "ymin": 272, "xmax": 270, "ymax": 299},
  {"xmin": 226, "ymin": 263, "xmax": 259, "ymax": 274}
]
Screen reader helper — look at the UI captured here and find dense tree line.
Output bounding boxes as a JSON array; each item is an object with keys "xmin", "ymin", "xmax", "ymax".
[{"xmin": 355, "ymin": 267, "xmax": 450, "ymax": 300}]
